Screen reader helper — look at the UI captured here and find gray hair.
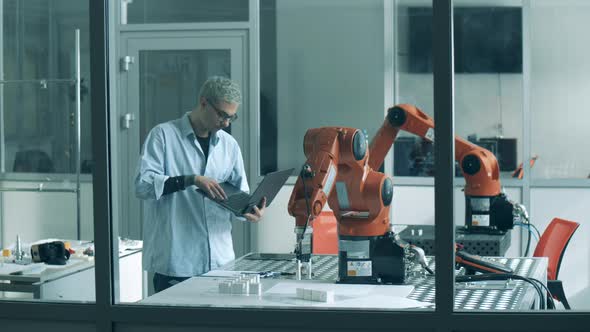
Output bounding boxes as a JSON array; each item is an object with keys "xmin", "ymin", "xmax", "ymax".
[{"xmin": 199, "ymin": 76, "xmax": 242, "ymax": 105}]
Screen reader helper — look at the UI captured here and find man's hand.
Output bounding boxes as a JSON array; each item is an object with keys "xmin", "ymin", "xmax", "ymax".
[
  {"xmin": 243, "ymin": 197, "xmax": 267, "ymax": 223},
  {"xmin": 194, "ymin": 176, "xmax": 227, "ymax": 200}
]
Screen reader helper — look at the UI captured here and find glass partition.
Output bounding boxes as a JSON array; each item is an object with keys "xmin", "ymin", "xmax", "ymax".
[
  {"xmin": 395, "ymin": 1, "xmax": 523, "ymax": 180},
  {"xmin": 0, "ymin": 0, "xmax": 95, "ymax": 303},
  {"xmin": 530, "ymin": 0, "xmax": 590, "ymax": 180},
  {"xmin": 122, "ymin": 0, "xmax": 438, "ymax": 312},
  {"xmin": 528, "ymin": 0, "xmax": 590, "ymax": 311},
  {"xmin": 111, "ymin": 0, "xmax": 590, "ymax": 316},
  {"xmin": 393, "ymin": 0, "xmax": 438, "ymax": 311},
  {"xmin": 260, "ymin": 0, "xmax": 388, "ymax": 176},
  {"xmin": 395, "ymin": 1, "xmax": 436, "ymax": 178},
  {"xmin": 1, "ymin": 0, "xmax": 92, "ymax": 175}
]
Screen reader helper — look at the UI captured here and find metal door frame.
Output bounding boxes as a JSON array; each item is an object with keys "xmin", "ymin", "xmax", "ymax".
[{"xmin": 117, "ymin": 30, "xmax": 251, "ymax": 255}]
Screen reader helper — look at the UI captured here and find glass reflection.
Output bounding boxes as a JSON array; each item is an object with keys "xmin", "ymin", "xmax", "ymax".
[
  {"xmin": 395, "ymin": 2, "xmax": 524, "ymax": 180},
  {"xmin": 0, "ymin": 0, "xmax": 95, "ymax": 303}
]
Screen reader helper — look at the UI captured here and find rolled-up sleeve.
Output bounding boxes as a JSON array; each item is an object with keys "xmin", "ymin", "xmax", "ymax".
[{"xmin": 135, "ymin": 126, "xmax": 169, "ymax": 200}]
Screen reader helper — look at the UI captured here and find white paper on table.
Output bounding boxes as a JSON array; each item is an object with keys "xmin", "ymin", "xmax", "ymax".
[
  {"xmin": 314, "ymin": 294, "xmax": 431, "ymax": 309},
  {"xmin": 201, "ymin": 270, "xmax": 260, "ymax": 278},
  {"xmin": 266, "ymin": 281, "xmax": 414, "ymax": 298},
  {"xmin": 264, "ymin": 281, "xmax": 429, "ymax": 309},
  {"xmin": 0, "ymin": 263, "xmax": 29, "ymax": 275}
]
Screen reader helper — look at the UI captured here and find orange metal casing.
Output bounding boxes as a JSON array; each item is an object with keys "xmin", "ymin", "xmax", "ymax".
[
  {"xmin": 288, "ymin": 127, "xmax": 393, "ymax": 238},
  {"xmin": 312, "ymin": 211, "xmax": 338, "ymax": 254}
]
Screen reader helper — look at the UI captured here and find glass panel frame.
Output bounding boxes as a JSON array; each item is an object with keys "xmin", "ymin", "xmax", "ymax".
[
  {"xmin": 124, "ymin": 0, "xmax": 249, "ymax": 25},
  {"xmin": 0, "ymin": 0, "xmax": 95, "ymax": 304},
  {"xmin": 3, "ymin": 0, "xmax": 590, "ymax": 331}
]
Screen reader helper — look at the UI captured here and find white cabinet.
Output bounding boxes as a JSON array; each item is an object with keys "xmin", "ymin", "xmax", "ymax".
[{"xmin": 0, "ymin": 250, "xmax": 144, "ymax": 302}]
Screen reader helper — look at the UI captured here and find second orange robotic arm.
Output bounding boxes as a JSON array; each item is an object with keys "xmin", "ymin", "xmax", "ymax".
[{"xmin": 369, "ymin": 104, "xmax": 500, "ymax": 197}]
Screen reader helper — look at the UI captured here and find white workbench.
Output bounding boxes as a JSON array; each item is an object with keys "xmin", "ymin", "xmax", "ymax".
[{"xmin": 0, "ymin": 239, "xmax": 144, "ymax": 302}]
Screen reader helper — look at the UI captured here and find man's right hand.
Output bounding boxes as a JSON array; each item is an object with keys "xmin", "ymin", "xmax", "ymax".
[{"xmin": 194, "ymin": 176, "xmax": 227, "ymax": 200}]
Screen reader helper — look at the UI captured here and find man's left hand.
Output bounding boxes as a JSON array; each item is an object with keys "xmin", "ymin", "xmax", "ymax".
[{"xmin": 243, "ymin": 197, "xmax": 267, "ymax": 222}]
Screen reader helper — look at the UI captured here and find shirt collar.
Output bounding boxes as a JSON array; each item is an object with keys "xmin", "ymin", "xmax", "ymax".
[{"xmin": 182, "ymin": 112, "xmax": 219, "ymax": 145}]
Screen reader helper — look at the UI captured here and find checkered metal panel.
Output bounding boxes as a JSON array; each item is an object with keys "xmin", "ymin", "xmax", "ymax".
[{"xmin": 398, "ymin": 225, "xmax": 511, "ymax": 256}]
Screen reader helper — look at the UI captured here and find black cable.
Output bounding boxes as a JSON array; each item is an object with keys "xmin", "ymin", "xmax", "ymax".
[
  {"xmin": 514, "ymin": 222, "xmax": 537, "ymax": 256},
  {"xmin": 300, "ymin": 175, "xmax": 312, "ymax": 237},
  {"xmin": 529, "ymin": 277, "xmax": 557, "ymax": 309},
  {"xmin": 529, "ymin": 222, "xmax": 542, "ymax": 240},
  {"xmin": 523, "ymin": 223, "xmax": 532, "ymax": 257},
  {"xmin": 455, "ymin": 273, "xmax": 547, "ymax": 310},
  {"xmin": 297, "ymin": 165, "xmax": 313, "ymax": 255},
  {"xmin": 520, "ymin": 276, "xmax": 546, "ymax": 310}
]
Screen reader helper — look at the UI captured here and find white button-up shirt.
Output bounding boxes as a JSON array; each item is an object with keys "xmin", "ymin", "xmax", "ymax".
[{"xmin": 135, "ymin": 113, "xmax": 248, "ymax": 277}]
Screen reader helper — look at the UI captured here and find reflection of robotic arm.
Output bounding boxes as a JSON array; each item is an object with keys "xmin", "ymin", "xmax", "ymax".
[
  {"xmin": 370, "ymin": 104, "xmax": 515, "ymax": 233},
  {"xmin": 288, "ymin": 127, "xmax": 403, "ymax": 283},
  {"xmin": 369, "ymin": 104, "xmax": 435, "ymax": 171}
]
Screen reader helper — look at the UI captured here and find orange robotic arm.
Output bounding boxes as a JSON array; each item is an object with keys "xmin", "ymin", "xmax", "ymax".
[
  {"xmin": 287, "ymin": 127, "xmax": 343, "ymax": 230},
  {"xmin": 370, "ymin": 104, "xmax": 514, "ymax": 232},
  {"xmin": 455, "ymin": 136, "xmax": 500, "ymax": 197},
  {"xmin": 369, "ymin": 104, "xmax": 435, "ymax": 171},
  {"xmin": 288, "ymin": 126, "xmax": 394, "ymax": 237},
  {"xmin": 288, "ymin": 127, "xmax": 402, "ymax": 283},
  {"xmin": 287, "ymin": 127, "xmax": 373, "ymax": 262}
]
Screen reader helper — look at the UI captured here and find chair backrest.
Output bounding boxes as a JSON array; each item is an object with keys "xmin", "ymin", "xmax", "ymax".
[{"xmin": 533, "ymin": 217, "xmax": 580, "ymax": 280}]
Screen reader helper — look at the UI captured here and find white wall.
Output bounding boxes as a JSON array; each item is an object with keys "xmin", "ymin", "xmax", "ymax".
[
  {"xmin": 0, "ymin": 181, "xmax": 94, "ymax": 248},
  {"xmin": 276, "ymin": 0, "xmax": 386, "ymax": 171},
  {"xmin": 531, "ymin": 188, "xmax": 590, "ymax": 309},
  {"xmin": 529, "ymin": 1, "xmax": 590, "ymax": 178},
  {"xmin": 256, "ymin": 185, "xmax": 296, "ymax": 253}
]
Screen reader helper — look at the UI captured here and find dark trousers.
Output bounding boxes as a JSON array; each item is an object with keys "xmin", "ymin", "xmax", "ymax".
[{"xmin": 153, "ymin": 272, "xmax": 190, "ymax": 293}]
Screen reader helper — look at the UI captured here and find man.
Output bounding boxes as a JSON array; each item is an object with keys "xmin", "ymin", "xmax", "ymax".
[{"xmin": 135, "ymin": 76, "xmax": 266, "ymax": 293}]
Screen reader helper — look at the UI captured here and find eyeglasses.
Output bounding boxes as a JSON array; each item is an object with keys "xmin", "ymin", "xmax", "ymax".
[{"xmin": 207, "ymin": 98, "xmax": 238, "ymax": 123}]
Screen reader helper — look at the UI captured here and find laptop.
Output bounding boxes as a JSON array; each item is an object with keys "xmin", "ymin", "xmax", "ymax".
[{"xmin": 197, "ymin": 168, "xmax": 294, "ymax": 216}]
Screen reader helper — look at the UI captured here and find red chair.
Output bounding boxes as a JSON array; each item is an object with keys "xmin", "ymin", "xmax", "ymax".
[{"xmin": 533, "ymin": 217, "xmax": 580, "ymax": 309}]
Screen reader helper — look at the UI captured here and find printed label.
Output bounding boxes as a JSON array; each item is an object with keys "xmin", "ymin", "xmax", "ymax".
[
  {"xmin": 347, "ymin": 261, "xmax": 372, "ymax": 277},
  {"xmin": 472, "ymin": 214, "xmax": 490, "ymax": 227}
]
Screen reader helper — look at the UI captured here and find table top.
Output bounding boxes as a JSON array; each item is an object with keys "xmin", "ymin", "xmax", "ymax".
[
  {"xmin": 0, "ymin": 238, "xmax": 142, "ymax": 284},
  {"xmin": 219, "ymin": 253, "xmax": 547, "ymax": 310},
  {"xmin": 0, "ymin": 258, "xmax": 94, "ymax": 283},
  {"xmin": 142, "ymin": 276, "xmax": 430, "ymax": 309}
]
